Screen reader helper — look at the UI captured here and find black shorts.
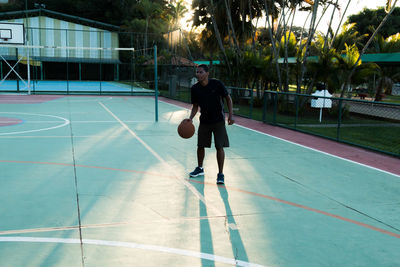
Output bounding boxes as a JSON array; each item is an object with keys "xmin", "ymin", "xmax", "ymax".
[{"xmin": 197, "ymin": 121, "xmax": 229, "ymax": 149}]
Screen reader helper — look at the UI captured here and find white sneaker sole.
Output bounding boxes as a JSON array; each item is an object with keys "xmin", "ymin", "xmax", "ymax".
[{"xmin": 190, "ymin": 172, "xmax": 204, "ymax": 177}]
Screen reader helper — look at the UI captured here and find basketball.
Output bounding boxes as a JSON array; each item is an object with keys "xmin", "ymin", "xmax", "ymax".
[{"xmin": 178, "ymin": 119, "xmax": 195, "ymax": 139}]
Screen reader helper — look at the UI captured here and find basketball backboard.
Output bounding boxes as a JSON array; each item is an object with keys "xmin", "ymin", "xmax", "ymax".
[{"xmin": 0, "ymin": 22, "xmax": 24, "ymax": 45}]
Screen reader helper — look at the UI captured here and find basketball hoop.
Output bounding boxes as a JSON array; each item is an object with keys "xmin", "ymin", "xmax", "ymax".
[
  {"xmin": 0, "ymin": 23, "xmax": 24, "ymax": 45},
  {"xmin": 0, "ymin": 29, "xmax": 12, "ymax": 42}
]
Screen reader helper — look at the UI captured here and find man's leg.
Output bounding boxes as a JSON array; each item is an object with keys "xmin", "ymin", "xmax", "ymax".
[
  {"xmin": 216, "ymin": 147, "xmax": 225, "ymax": 174},
  {"xmin": 197, "ymin": 146, "xmax": 205, "ymax": 167}
]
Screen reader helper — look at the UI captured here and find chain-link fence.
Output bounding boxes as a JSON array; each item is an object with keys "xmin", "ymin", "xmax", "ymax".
[
  {"xmin": 159, "ymin": 86, "xmax": 400, "ymax": 157},
  {"xmin": 0, "ymin": 28, "xmax": 167, "ymax": 95}
]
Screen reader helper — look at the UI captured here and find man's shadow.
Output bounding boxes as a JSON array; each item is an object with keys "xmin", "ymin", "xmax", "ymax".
[
  {"xmin": 218, "ymin": 185, "xmax": 249, "ymax": 263},
  {"xmin": 197, "ymin": 180, "xmax": 215, "ymax": 266}
]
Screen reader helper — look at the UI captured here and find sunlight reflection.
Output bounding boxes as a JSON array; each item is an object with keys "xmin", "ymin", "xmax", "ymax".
[{"xmin": 162, "ymin": 110, "xmax": 192, "ymax": 124}]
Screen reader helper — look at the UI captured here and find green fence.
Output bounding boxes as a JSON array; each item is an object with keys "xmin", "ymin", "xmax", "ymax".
[
  {"xmin": 0, "ymin": 28, "xmax": 165, "ymax": 95},
  {"xmin": 160, "ymin": 86, "xmax": 400, "ymax": 158}
]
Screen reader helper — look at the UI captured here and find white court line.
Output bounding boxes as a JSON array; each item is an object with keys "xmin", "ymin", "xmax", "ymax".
[
  {"xmin": 98, "ymin": 102, "xmax": 233, "ymax": 228},
  {"xmin": 0, "ymin": 97, "xmax": 113, "ymax": 103},
  {"xmin": 0, "ymin": 135, "xmax": 129, "ymax": 138},
  {"xmin": 0, "ymin": 112, "xmax": 70, "ymax": 135},
  {"xmin": 160, "ymin": 100, "xmax": 400, "ymax": 178},
  {"xmin": 0, "ymin": 236, "xmax": 266, "ymax": 267},
  {"xmin": 0, "ymin": 120, "xmax": 159, "ymax": 123}
]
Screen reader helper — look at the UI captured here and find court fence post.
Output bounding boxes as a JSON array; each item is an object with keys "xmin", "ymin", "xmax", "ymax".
[
  {"xmin": 262, "ymin": 90, "xmax": 267, "ymax": 122},
  {"xmin": 154, "ymin": 45, "xmax": 158, "ymax": 122},
  {"xmin": 295, "ymin": 93, "xmax": 299, "ymax": 128},
  {"xmin": 250, "ymin": 88, "xmax": 253, "ymax": 119},
  {"xmin": 273, "ymin": 91, "xmax": 277, "ymax": 125},
  {"xmin": 337, "ymin": 98, "xmax": 343, "ymax": 141}
]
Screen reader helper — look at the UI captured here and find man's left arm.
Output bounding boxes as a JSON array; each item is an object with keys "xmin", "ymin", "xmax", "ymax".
[{"xmin": 225, "ymin": 95, "xmax": 235, "ymax": 125}]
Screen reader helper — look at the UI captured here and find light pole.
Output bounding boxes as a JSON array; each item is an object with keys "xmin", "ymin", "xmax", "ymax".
[{"xmin": 34, "ymin": 3, "xmax": 45, "ymax": 16}]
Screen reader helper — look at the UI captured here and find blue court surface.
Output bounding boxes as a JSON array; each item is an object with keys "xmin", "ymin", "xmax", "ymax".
[
  {"xmin": 0, "ymin": 95, "xmax": 399, "ymax": 266},
  {"xmin": 0, "ymin": 80, "xmax": 152, "ymax": 93}
]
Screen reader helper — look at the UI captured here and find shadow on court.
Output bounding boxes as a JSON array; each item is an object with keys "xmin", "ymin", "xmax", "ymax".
[{"xmin": 218, "ymin": 186, "xmax": 249, "ymax": 264}]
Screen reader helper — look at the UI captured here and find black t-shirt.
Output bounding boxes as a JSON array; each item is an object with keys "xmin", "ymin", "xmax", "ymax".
[{"xmin": 191, "ymin": 78, "xmax": 229, "ymax": 124}]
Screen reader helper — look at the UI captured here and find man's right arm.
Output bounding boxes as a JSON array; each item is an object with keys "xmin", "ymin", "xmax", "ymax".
[{"xmin": 188, "ymin": 103, "xmax": 199, "ymax": 121}]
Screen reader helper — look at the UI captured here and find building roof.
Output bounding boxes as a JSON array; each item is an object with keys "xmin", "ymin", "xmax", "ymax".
[
  {"xmin": 193, "ymin": 60, "xmax": 221, "ymax": 65},
  {"xmin": 361, "ymin": 53, "xmax": 400, "ymax": 63},
  {"xmin": 0, "ymin": 9, "xmax": 120, "ymax": 31}
]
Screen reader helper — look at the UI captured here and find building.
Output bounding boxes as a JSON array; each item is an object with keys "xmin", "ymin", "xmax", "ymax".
[{"xmin": 0, "ymin": 8, "xmax": 122, "ymax": 81}]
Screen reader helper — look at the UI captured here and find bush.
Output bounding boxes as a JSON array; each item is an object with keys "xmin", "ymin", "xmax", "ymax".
[{"xmin": 328, "ymin": 103, "xmax": 350, "ymax": 119}]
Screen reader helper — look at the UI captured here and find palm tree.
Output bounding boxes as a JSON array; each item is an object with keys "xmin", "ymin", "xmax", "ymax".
[
  {"xmin": 336, "ymin": 44, "xmax": 380, "ymax": 97},
  {"xmin": 368, "ymin": 33, "xmax": 400, "ymax": 100},
  {"xmin": 341, "ymin": 0, "xmax": 399, "ymax": 98},
  {"xmin": 330, "ymin": 23, "xmax": 368, "ymax": 52},
  {"xmin": 136, "ymin": 0, "xmax": 162, "ymax": 51},
  {"xmin": 168, "ymin": 0, "xmax": 188, "ymax": 30}
]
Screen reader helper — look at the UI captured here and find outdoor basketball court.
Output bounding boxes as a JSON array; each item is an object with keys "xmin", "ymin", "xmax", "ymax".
[{"xmin": 0, "ymin": 94, "xmax": 399, "ymax": 266}]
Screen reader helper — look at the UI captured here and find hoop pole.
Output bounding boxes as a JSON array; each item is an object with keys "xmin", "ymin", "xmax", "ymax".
[{"xmin": 154, "ymin": 45, "xmax": 158, "ymax": 122}]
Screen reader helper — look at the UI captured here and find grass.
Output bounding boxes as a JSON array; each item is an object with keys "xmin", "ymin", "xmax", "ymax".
[
  {"xmin": 382, "ymin": 95, "xmax": 400, "ymax": 104},
  {"xmin": 296, "ymin": 125, "xmax": 400, "ymax": 155}
]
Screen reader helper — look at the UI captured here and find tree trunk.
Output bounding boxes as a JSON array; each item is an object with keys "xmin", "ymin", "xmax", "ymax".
[
  {"xmin": 263, "ymin": 0, "xmax": 282, "ymax": 91},
  {"xmin": 208, "ymin": 0, "xmax": 232, "ymax": 75},
  {"xmin": 145, "ymin": 17, "xmax": 149, "ymax": 53},
  {"xmin": 223, "ymin": 0, "xmax": 241, "ymax": 54},
  {"xmin": 323, "ymin": 0, "xmax": 339, "ymax": 49},
  {"xmin": 248, "ymin": 0, "xmax": 256, "ymax": 52},
  {"xmin": 330, "ymin": 0, "xmax": 352, "ymax": 48},
  {"xmin": 296, "ymin": 12, "xmax": 311, "ymax": 93},
  {"xmin": 298, "ymin": 0, "xmax": 320, "ymax": 94}
]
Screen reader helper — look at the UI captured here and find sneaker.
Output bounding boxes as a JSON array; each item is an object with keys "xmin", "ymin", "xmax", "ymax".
[
  {"xmin": 190, "ymin": 167, "xmax": 204, "ymax": 177},
  {"xmin": 216, "ymin": 173, "xmax": 224, "ymax": 184}
]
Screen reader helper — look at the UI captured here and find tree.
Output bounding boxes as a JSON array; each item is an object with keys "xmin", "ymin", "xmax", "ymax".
[
  {"xmin": 167, "ymin": 0, "xmax": 188, "ymax": 30},
  {"xmin": 330, "ymin": 23, "xmax": 368, "ymax": 53},
  {"xmin": 370, "ymin": 32, "xmax": 400, "ymax": 53},
  {"xmin": 335, "ymin": 44, "xmax": 379, "ymax": 95},
  {"xmin": 367, "ymin": 33, "xmax": 400, "ymax": 100},
  {"xmin": 2, "ymin": 0, "xmax": 170, "ymax": 33},
  {"xmin": 340, "ymin": 0, "xmax": 399, "ymax": 98},
  {"xmin": 192, "ymin": 0, "xmax": 266, "ymax": 51},
  {"xmin": 347, "ymin": 7, "xmax": 400, "ymax": 42}
]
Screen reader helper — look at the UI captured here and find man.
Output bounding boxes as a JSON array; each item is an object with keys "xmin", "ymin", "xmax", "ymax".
[{"xmin": 186, "ymin": 64, "xmax": 234, "ymax": 184}]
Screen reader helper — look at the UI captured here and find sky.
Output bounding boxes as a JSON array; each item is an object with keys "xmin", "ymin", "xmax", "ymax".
[
  {"xmin": 180, "ymin": 0, "xmax": 388, "ymax": 32},
  {"xmin": 298, "ymin": 0, "xmax": 386, "ymax": 32}
]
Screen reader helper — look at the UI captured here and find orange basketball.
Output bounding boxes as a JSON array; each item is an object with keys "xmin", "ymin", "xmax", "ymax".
[{"xmin": 178, "ymin": 119, "xmax": 195, "ymax": 139}]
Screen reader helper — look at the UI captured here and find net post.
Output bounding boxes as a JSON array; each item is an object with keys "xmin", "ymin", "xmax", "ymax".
[
  {"xmin": 27, "ymin": 42, "xmax": 31, "ymax": 95},
  {"xmin": 154, "ymin": 45, "xmax": 158, "ymax": 122}
]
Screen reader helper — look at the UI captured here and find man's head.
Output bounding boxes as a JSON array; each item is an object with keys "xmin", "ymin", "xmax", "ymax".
[{"xmin": 196, "ymin": 64, "xmax": 209, "ymax": 85}]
